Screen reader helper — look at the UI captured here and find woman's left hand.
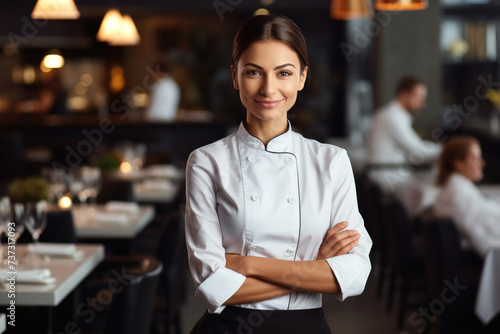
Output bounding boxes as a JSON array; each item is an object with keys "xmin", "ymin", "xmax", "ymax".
[{"xmin": 225, "ymin": 253, "xmax": 248, "ymax": 276}]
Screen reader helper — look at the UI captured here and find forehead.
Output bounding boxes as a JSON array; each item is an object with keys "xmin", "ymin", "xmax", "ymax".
[
  {"xmin": 238, "ymin": 40, "xmax": 301, "ymax": 66},
  {"xmin": 411, "ymin": 84, "xmax": 427, "ymax": 95}
]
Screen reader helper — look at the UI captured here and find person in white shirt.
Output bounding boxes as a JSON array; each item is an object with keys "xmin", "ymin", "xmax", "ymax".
[
  {"xmin": 366, "ymin": 77, "xmax": 441, "ymax": 192},
  {"xmin": 433, "ymin": 136, "xmax": 500, "ymax": 258},
  {"xmin": 185, "ymin": 15, "xmax": 372, "ymax": 334},
  {"xmin": 146, "ymin": 60, "xmax": 180, "ymax": 122}
]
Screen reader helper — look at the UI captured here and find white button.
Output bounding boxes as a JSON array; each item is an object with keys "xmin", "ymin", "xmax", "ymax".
[
  {"xmin": 284, "ymin": 156, "xmax": 293, "ymax": 164},
  {"xmin": 247, "ymin": 156, "xmax": 255, "ymax": 163},
  {"xmin": 248, "ymin": 244, "xmax": 257, "ymax": 250},
  {"xmin": 287, "ymin": 197, "xmax": 296, "ymax": 204},
  {"xmin": 285, "ymin": 249, "xmax": 294, "ymax": 255},
  {"xmin": 251, "ymin": 194, "xmax": 260, "ymax": 202}
]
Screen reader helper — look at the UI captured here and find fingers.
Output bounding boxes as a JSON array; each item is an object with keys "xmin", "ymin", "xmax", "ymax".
[
  {"xmin": 328, "ymin": 234, "xmax": 360, "ymax": 257},
  {"xmin": 321, "ymin": 221, "xmax": 348, "ymax": 246}
]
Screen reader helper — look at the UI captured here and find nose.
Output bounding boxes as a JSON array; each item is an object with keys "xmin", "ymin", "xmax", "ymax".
[{"xmin": 260, "ymin": 75, "xmax": 277, "ymax": 96}]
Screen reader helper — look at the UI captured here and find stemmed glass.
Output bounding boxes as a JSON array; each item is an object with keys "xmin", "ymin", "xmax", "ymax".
[
  {"xmin": 25, "ymin": 201, "xmax": 47, "ymax": 267},
  {"xmin": 85, "ymin": 167, "xmax": 102, "ymax": 208},
  {"xmin": 0, "ymin": 197, "xmax": 12, "ymax": 267},
  {"xmin": 7, "ymin": 202, "xmax": 26, "ymax": 267}
]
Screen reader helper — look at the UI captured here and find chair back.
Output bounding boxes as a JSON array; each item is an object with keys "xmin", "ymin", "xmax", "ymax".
[
  {"xmin": 156, "ymin": 213, "xmax": 188, "ymax": 321},
  {"xmin": 40, "ymin": 209, "xmax": 77, "ymax": 243},
  {"xmin": 423, "ymin": 218, "xmax": 462, "ymax": 299},
  {"xmin": 97, "ymin": 179, "xmax": 134, "ymax": 203},
  {"xmin": 385, "ymin": 197, "xmax": 413, "ymax": 273},
  {"xmin": 105, "ymin": 256, "xmax": 163, "ymax": 334},
  {"xmin": 363, "ymin": 178, "xmax": 388, "ymax": 252}
]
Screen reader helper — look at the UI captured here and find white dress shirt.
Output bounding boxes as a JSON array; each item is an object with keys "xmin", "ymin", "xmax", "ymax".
[
  {"xmin": 185, "ymin": 122, "xmax": 372, "ymax": 314},
  {"xmin": 146, "ymin": 75, "xmax": 180, "ymax": 121},
  {"xmin": 366, "ymin": 100, "xmax": 441, "ymax": 192},
  {"xmin": 433, "ymin": 173, "xmax": 500, "ymax": 258}
]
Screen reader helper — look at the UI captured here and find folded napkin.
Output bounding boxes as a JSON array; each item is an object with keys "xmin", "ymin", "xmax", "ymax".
[
  {"xmin": 28, "ymin": 243, "xmax": 76, "ymax": 256},
  {"xmin": 104, "ymin": 201, "xmax": 139, "ymax": 214},
  {"xmin": 146, "ymin": 165, "xmax": 183, "ymax": 179},
  {"xmin": 94, "ymin": 211, "xmax": 129, "ymax": 224},
  {"xmin": 0, "ymin": 268, "xmax": 54, "ymax": 284},
  {"xmin": 137, "ymin": 180, "xmax": 174, "ymax": 192}
]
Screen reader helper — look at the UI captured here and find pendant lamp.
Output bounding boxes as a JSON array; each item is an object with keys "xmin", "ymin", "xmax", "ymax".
[
  {"xmin": 31, "ymin": 0, "xmax": 80, "ymax": 19},
  {"xmin": 331, "ymin": 0, "xmax": 373, "ymax": 20},
  {"xmin": 375, "ymin": 0, "xmax": 428, "ymax": 11},
  {"xmin": 97, "ymin": 9, "xmax": 141, "ymax": 46}
]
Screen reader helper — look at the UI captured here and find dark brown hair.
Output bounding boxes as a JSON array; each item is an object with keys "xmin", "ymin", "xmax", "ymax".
[
  {"xmin": 231, "ymin": 15, "xmax": 309, "ymax": 72},
  {"xmin": 436, "ymin": 136, "xmax": 479, "ymax": 186},
  {"xmin": 396, "ymin": 76, "xmax": 424, "ymax": 96}
]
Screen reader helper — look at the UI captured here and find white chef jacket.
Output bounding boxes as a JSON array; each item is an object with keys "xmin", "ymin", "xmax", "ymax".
[
  {"xmin": 366, "ymin": 100, "xmax": 441, "ymax": 193},
  {"xmin": 185, "ymin": 121, "xmax": 372, "ymax": 314},
  {"xmin": 433, "ymin": 173, "xmax": 500, "ymax": 258}
]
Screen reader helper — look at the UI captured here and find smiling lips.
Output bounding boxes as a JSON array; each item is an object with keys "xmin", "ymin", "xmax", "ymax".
[{"xmin": 255, "ymin": 99, "xmax": 284, "ymax": 108}]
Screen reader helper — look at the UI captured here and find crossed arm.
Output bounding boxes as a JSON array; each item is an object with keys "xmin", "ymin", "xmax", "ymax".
[{"xmin": 223, "ymin": 221, "xmax": 361, "ymax": 305}]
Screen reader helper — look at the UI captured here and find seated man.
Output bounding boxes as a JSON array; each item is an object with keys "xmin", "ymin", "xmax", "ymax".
[{"xmin": 366, "ymin": 76, "xmax": 441, "ymax": 192}]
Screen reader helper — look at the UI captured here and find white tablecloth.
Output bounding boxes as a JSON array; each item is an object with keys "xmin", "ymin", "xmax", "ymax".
[{"xmin": 475, "ymin": 248, "xmax": 500, "ymax": 325}]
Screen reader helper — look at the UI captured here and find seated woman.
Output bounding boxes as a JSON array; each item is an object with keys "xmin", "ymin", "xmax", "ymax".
[{"xmin": 433, "ymin": 136, "xmax": 500, "ymax": 258}]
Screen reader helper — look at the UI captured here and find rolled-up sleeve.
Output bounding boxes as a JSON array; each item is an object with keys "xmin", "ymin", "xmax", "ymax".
[
  {"xmin": 185, "ymin": 149, "xmax": 246, "ymax": 314},
  {"xmin": 325, "ymin": 149, "xmax": 372, "ymax": 301}
]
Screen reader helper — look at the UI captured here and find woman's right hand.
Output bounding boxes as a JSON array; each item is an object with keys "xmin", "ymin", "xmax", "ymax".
[{"xmin": 316, "ymin": 221, "xmax": 360, "ymax": 260}]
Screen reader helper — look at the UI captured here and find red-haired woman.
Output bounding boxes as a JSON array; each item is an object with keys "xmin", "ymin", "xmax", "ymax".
[{"xmin": 433, "ymin": 136, "xmax": 500, "ymax": 258}]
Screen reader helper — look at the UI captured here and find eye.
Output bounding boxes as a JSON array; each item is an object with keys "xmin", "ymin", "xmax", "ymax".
[
  {"xmin": 278, "ymin": 71, "xmax": 293, "ymax": 77},
  {"xmin": 245, "ymin": 70, "xmax": 261, "ymax": 76}
]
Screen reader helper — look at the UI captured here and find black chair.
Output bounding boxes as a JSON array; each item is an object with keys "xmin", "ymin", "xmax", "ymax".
[
  {"xmin": 362, "ymin": 178, "xmax": 390, "ymax": 301},
  {"xmin": 423, "ymin": 218, "xmax": 484, "ymax": 334},
  {"xmin": 154, "ymin": 212, "xmax": 188, "ymax": 334},
  {"xmin": 78, "ymin": 255, "xmax": 163, "ymax": 334},
  {"xmin": 385, "ymin": 196, "xmax": 426, "ymax": 329},
  {"xmin": 96, "ymin": 179, "xmax": 134, "ymax": 204},
  {"xmin": 40, "ymin": 209, "xmax": 77, "ymax": 243},
  {"xmin": 104, "ymin": 256, "xmax": 163, "ymax": 334}
]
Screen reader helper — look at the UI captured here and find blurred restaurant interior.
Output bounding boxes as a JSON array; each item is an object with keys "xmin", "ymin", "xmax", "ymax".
[{"xmin": 0, "ymin": 0, "xmax": 500, "ymax": 333}]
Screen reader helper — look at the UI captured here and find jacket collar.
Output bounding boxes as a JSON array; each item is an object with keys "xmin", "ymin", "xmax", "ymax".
[{"xmin": 236, "ymin": 120, "xmax": 293, "ymax": 152}]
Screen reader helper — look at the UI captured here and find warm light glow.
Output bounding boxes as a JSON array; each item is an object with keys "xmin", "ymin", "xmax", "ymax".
[
  {"xmin": 58, "ymin": 196, "xmax": 73, "ymax": 209},
  {"xmin": 40, "ymin": 61, "xmax": 51, "ymax": 73},
  {"xmin": 107, "ymin": 15, "xmax": 141, "ymax": 46},
  {"xmin": 331, "ymin": 0, "xmax": 373, "ymax": 20},
  {"xmin": 120, "ymin": 161, "xmax": 132, "ymax": 174},
  {"xmin": 43, "ymin": 53, "xmax": 65, "ymax": 69},
  {"xmin": 80, "ymin": 73, "xmax": 93, "ymax": 86},
  {"xmin": 260, "ymin": 0, "xmax": 274, "ymax": 5},
  {"xmin": 31, "ymin": 0, "xmax": 80, "ymax": 20},
  {"xmin": 254, "ymin": 8, "xmax": 270, "ymax": 16},
  {"xmin": 23, "ymin": 65, "xmax": 36, "ymax": 84},
  {"xmin": 375, "ymin": 0, "xmax": 428, "ymax": 11},
  {"xmin": 97, "ymin": 9, "xmax": 141, "ymax": 46},
  {"xmin": 96, "ymin": 9, "xmax": 123, "ymax": 42},
  {"xmin": 75, "ymin": 82, "xmax": 88, "ymax": 95},
  {"xmin": 109, "ymin": 65, "xmax": 126, "ymax": 94}
]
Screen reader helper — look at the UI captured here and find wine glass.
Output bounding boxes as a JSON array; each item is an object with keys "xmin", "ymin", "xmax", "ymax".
[
  {"xmin": 7, "ymin": 202, "xmax": 26, "ymax": 267},
  {"xmin": 25, "ymin": 201, "xmax": 48, "ymax": 267},
  {"xmin": 0, "ymin": 197, "xmax": 12, "ymax": 266},
  {"xmin": 85, "ymin": 167, "xmax": 102, "ymax": 211}
]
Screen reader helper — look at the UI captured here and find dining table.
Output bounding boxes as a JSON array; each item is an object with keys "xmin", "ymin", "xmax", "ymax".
[
  {"xmin": 0, "ymin": 244, "xmax": 105, "ymax": 333},
  {"xmin": 72, "ymin": 204, "xmax": 155, "ymax": 239},
  {"xmin": 0, "ymin": 313, "xmax": 5, "ymax": 333}
]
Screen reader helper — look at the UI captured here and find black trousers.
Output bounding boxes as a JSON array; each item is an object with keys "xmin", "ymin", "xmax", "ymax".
[{"xmin": 191, "ymin": 306, "xmax": 332, "ymax": 334}]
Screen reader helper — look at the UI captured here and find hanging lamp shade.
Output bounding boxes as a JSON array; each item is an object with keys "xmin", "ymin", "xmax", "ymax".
[
  {"xmin": 96, "ymin": 9, "xmax": 123, "ymax": 42},
  {"xmin": 107, "ymin": 15, "xmax": 141, "ymax": 46},
  {"xmin": 375, "ymin": 0, "xmax": 428, "ymax": 11},
  {"xmin": 97, "ymin": 9, "xmax": 141, "ymax": 46},
  {"xmin": 331, "ymin": 0, "xmax": 373, "ymax": 20},
  {"xmin": 31, "ymin": 0, "xmax": 80, "ymax": 19}
]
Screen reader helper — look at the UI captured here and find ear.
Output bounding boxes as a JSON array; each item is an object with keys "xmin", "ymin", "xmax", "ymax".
[
  {"xmin": 231, "ymin": 65, "xmax": 239, "ymax": 90},
  {"xmin": 297, "ymin": 66, "xmax": 308, "ymax": 91},
  {"xmin": 453, "ymin": 158, "xmax": 465, "ymax": 174}
]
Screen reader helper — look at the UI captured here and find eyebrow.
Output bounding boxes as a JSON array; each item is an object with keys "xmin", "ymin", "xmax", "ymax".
[{"xmin": 242, "ymin": 62, "xmax": 296, "ymax": 70}]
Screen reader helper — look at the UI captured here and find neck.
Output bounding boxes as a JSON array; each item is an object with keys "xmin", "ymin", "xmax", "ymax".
[{"xmin": 244, "ymin": 117, "xmax": 288, "ymax": 148}]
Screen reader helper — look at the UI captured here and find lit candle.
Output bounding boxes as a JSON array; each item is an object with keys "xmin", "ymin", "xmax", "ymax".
[
  {"xmin": 120, "ymin": 161, "xmax": 132, "ymax": 174},
  {"xmin": 58, "ymin": 196, "xmax": 72, "ymax": 209}
]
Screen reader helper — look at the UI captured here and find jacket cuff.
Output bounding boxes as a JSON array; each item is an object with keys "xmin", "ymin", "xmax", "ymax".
[
  {"xmin": 325, "ymin": 254, "xmax": 368, "ymax": 301},
  {"xmin": 195, "ymin": 267, "xmax": 247, "ymax": 314}
]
